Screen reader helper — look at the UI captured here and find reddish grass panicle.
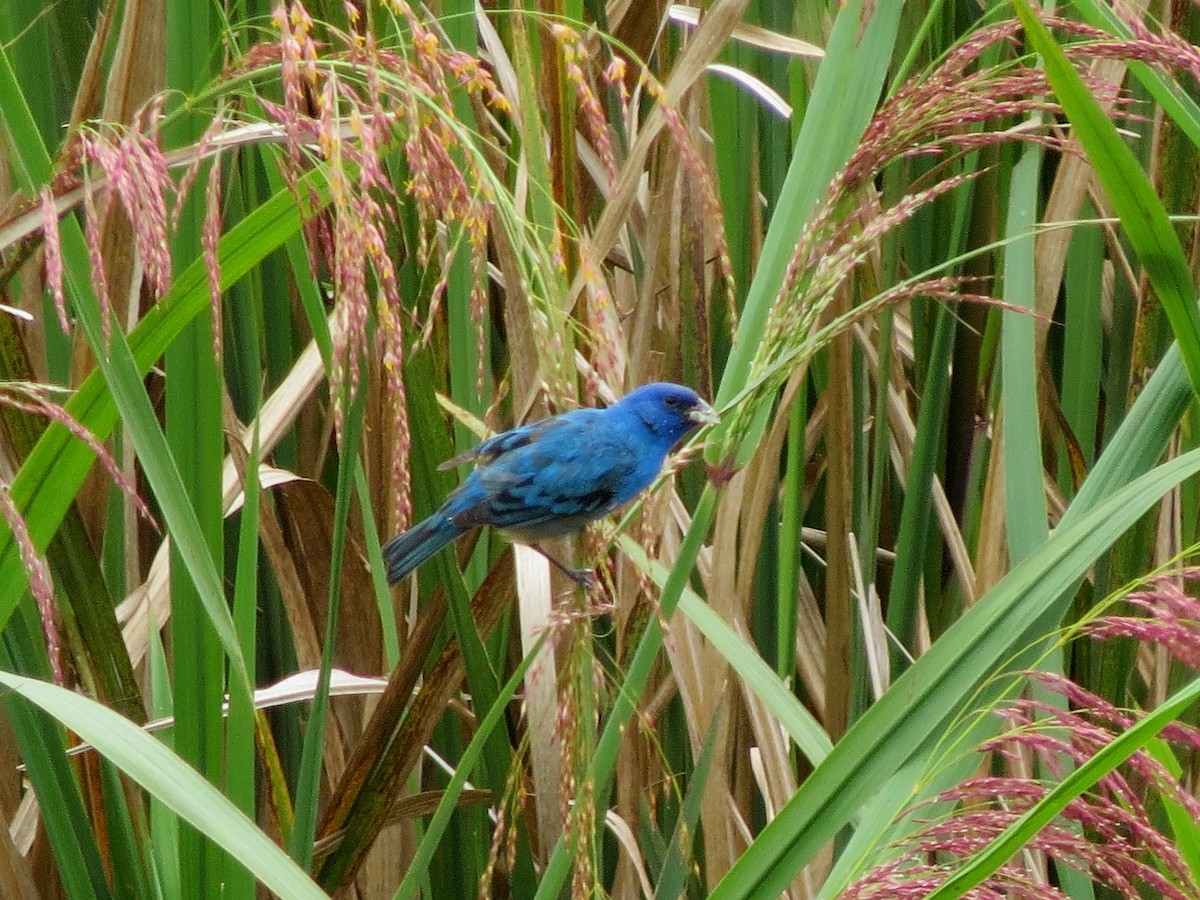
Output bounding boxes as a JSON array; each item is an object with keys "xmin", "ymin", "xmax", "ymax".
[
  {"xmin": 842, "ymin": 570, "xmax": 1200, "ymax": 898},
  {"xmin": 724, "ymin": 12, "xmax": 1144, "ymax": 456},
  {"xmin": 0, "ymin": 382, "xmax": 154, "ymax": 685},
  {"xmin": 55, "ymin": 102, "xmax": 176, "ymax": 344},
  {"xmin": 254, "ymin": 0, "xmax": 511, "ymax": 531}
]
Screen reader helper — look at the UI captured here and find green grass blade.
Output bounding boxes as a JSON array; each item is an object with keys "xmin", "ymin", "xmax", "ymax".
[
  {"xmin": 887, "ymin": 302, "xmax": 955, "ymax": 657},
  {"xmin": 776, "ymin": 396, "xmax": 806, "ymax": 677},
  {"xmin": 147, "ymin": 614, "xmax": 180, "ymax": 899},
  {"xmin": 391, "ymin": 638, "xmax": 539, "ymax": 900},
  {"xmin": 653, "ymin": 704, "xmax": 721, "ymax": 900},
  {"xmin": 1001, "ymin": 144, "xmax": 1049, "ymax": 561},
  {"xmin": 165, "ymin": 0, "xmax": 224, "ymax": 885},
  {"xmin": 707, "ymin": 447, "xmax": 1200, "ymax": 898},
  {"xmin": 0, "ymin": 670, "xmax": 329, "ymax": 900},
  {"xmin": 0, "ymin": 177, "xmax": 326, "ymax": 635},
  {"xmin": 291, "ymin": 380, "xmax": 367, "ymax": 865},
  {"xmin": 711, "ymin": 0, "xmax": 904, "ymax": 461},
  {"xmin": 226, "ymin": 425, "xmax": 262, "ymax": 898},
  {"xmin": 1, "ymin": 613, "xmax": 111, "ymax": 900},
  {"xmin": 0, "ymin": 37, "xmax": 49, "ymax": 191},
  {"xmin": 99, "ymin": 759, "xmax": 153, "ymax": 900},
  {"xmin": 1060, "ymin": 212, "xmax": 1104, "ymax": 473},
  {"xmin": 356, "ymin": 463, "xmax": 401, "ymax": 668},
  {"xmin": 620, "ymin": 535, "xmax": 832, "ymax": 765},
  {"xmin": 1070, "ymin": 0, "xmax": 1200, "ymax": 150},
  {"xmin": 62, "ymin": 225, "xmax": 251, "ymax": 692},
  {"xmin": 1145, "ymin": 737, "xmax": 1200, "ymax": 884},
  {"xmin": 1014, "ymin": 0, "xmax": 1200, "ymax": 396}
]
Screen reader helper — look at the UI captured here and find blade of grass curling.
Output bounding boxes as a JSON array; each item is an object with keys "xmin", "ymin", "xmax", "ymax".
[
  {"xmin": 0, "ymin": 670, "xmax": 328, "ymax": 900},
  {"xmin": 0, "ymin": 615, "xmax": 111, "ymax": 900},
  {"xmin": 1013, "ymin": 0, "xmax": 1200, "ymax": 396},
  {"xmin": 706, "ymin": 447, "xmax": 1200, "ymax": 898}
]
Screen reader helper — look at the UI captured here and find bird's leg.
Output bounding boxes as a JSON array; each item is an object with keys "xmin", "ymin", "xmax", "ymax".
[{"xmin": 529, "ymin": 544, "xmax": 595, "ymax": 588}]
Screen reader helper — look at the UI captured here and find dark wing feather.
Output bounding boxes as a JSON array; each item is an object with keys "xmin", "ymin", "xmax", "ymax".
[
  {"xmin": 451, "ymin": 473, "xmax": 628, "ymax": 533},
  {"xmin": 438, "ymin": 418, "xmax": 558, "ymax": 470}
]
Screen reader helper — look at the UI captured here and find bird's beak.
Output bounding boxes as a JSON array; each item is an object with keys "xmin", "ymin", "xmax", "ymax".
[{"xmin": 688, "ymin": 400, "xmax": 719, "ymax": 427}]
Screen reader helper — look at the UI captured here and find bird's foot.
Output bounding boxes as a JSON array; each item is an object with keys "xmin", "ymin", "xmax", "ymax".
[
  {"xmin": 564, "ymin": 566, "xmax": 597, "ymax": 589},
  {"xmin": 531, "ymin": 545, "xmax": 597, "ymax": 590}
]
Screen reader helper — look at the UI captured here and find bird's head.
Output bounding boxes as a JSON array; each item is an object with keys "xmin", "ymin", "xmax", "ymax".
[{"xmin": 617, "ymin": 382, "xmax": 718, "ymax": 447}]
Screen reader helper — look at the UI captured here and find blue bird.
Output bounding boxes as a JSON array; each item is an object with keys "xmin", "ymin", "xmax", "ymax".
[{"xmin": 384, "ymin": 382, "xmax": 718, "ymax": 586}]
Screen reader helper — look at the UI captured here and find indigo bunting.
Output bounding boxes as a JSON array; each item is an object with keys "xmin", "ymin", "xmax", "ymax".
[{"xmin": 384, "ymin": 382, "xmax": 717, "ymax": 585}]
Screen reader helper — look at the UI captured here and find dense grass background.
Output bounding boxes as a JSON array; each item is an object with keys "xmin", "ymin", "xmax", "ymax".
[{"xmin": 2, "ymin": 0, "xmax": 1200, "ymax": 896}]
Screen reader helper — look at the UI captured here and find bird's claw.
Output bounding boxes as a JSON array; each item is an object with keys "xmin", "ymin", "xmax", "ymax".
[
  {"xmin": 566, "ymin": 566, "xmax": 597, "ymax": 589},
  {"xmin": 530, "ymin": 544, "xmax": 598, "ymax": 590}
]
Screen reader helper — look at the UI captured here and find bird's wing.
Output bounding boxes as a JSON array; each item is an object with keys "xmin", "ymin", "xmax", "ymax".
[
  {"xmin": 437, "ymin": 417, "xmax": 560, "ymax": 471},
  {"xmin": 449, "ymin": 413, "xmax": 641, "ymax": 533}
]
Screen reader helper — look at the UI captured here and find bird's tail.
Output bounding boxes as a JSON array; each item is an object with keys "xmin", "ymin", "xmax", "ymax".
[{"xmin": 383, "ymin": 514, "xmax": 464, "ymax": 584}]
